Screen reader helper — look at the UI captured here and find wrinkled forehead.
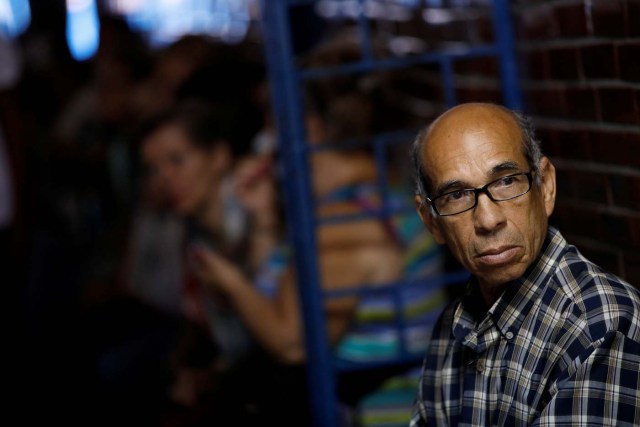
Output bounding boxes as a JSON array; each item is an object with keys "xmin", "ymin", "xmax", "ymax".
[{"xmin": 420, "ymin": 105, "xmax": 526, "ymax": 185}]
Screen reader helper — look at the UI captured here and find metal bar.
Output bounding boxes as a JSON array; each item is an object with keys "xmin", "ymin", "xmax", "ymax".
[
  {"xmin": 357, "ymin": 0, "xmax": 375, "ymax": 63},
  {"xmin": 260, "ymin": 2, "xmax": 339, "ymax": 426},
  {"xmin": 440, "ymin": 55, "xmax": 457, "ymax": 108},
  {"xmin": 300, "ymin": 44, "xmax": 500, "ymax": 80},
  {"xmin": 492, "ymin": 0, "xmax": 523, "ymax": 110}
]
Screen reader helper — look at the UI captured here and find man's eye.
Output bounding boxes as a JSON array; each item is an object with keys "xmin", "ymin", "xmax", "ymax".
[
  {"xmin": 448, "ymin": 191, "xmax": 466, "ymax": 200},
  {"xmin": 442, "ymin": 190, "xmax": 471, "ymax": 203},
  {"xmin": 495, "ymin": 176, "xmax": 516, "ymax": 187}
]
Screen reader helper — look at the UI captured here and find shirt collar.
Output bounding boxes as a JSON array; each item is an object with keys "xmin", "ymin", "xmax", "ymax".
[{"xmin": 453, "ymin": 226, "xmax": 568, "ymax": 346}]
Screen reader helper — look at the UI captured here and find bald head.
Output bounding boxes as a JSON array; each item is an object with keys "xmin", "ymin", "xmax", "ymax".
[
  {"xmin": 411, "ymin": 103, "xmax": 543, "ymax": 200},
  {"xmin": 427, "ymin": 103, "xmax": 517, "ymax": 144},
  {"xmin": 411, "ymin": 102, "xmax": 556, "ymax": 295}
]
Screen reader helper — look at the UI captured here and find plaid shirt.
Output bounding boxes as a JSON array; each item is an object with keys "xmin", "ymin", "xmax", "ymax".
[{"xmin": 410, "ymin": 226, "xmax": 640, "ymax": 426}]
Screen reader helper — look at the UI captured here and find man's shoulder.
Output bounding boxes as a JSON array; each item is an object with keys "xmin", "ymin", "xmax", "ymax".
[
  {"xmin": 543, "ymin": 228, "xmax": 639, "ymax": 309},
  {"xmin": 556, "ymin": 247, "xmax": 640, "ymax": 338},
  {"xmin": 559, "ymin": 247, "xmax": 638, "ymax": 301}
]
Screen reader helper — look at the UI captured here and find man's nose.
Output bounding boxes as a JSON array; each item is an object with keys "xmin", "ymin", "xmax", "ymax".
[{"xmin": 473, "ymin": 191, "xmax": 506, "ymax": 234}]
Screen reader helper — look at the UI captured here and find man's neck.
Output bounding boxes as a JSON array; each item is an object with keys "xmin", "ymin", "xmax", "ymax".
[{"xmin": 479, "ymin": 283, "xmax": 507, "ymax": 308}]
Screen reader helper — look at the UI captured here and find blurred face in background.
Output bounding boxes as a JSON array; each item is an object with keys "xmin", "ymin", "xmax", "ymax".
[{"xmin": 141, "ymin": 123, "xmax": 228, "ymax": 217}]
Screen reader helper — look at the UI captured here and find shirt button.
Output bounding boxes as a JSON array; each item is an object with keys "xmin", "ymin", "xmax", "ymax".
[
  {"xmin": 505, "ymin": 331, "xmax": 514, "ymax": 340},
  {"xmin": 476, "ymin": 360, "xmax": 484, "ymax": 373}
]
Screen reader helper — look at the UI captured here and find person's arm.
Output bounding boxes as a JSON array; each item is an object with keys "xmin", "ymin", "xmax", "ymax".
[
  {"xmin": 531, "ymin": 330, "xmax": 640, "ymax": 426},
  {"xmin": 319, "ymin": 238, "xmax": 403, "ymax": 343},
  {"xmin": 232, "ymin": 153, "xmax": 281, "ymax": 271},
  {"xmin": 191, "ymin": 219, "xmax": 403, "ymax": 364},
  {"xmin": 190, "ymin": 245, "xmax": 305, "ymax": 363}
]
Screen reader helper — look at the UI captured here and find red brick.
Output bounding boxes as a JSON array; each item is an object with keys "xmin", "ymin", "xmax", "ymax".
[
  {"xmin": 554, "ymin": 168, "xmax": 577, "ymax": 200},
  {"xmin": 441, "ymin": 19, "xmax": 487, "ymax": 44},
  {"xmin": 591, "ymin": 0, "xmax": 627, "ymax": 38},
  {"xmin": 522, "ymin": 50, "xmax": 550, "ymax": 80},
  {"xmin": 536, "ymin": 127, "xmax": 561, "ymax": 156},
  {"xmin": 581, "ymin": 44, "xmax": 618, "ymax": 79},
  {"xmin": 598, "ymin": 87, "xmax": 639, "ymax": 124},
  {"xmin": 455, "ymin": 87, "xmax": 502, "ymax": 104},
  {"xmin": 475, "ymin": 15, "xmax": 494, "ymax": 44},
  {"xmin": 622, "ymin": 252, "xmax": 640, "ymax": 285},
  {"xmin": 554, "ymin": 205, "xmax": 604, "ymax": 239},
  {"xmin": 387, "ymin": 65, "xmax": 445, "ymax": 105},
  {"xmin": 590, "ymin": 131, "xmax": 640, "ymax": 167},
  {"xmin": 514, "ymin": 3, "xmax": 559, "ymax": 40},
  {"xmin": 554, "ymin": 3, "xmax": 589, "ymax": 37},
  {"xmin": 602, "ymin": 214, "xmax": 637, "ymax": 248},
  {"xmin": 627, "ymin": 2, "xmax": 640, "ymax": 37},
  {"xmin": 548, "ymin": 47, "xmax": 581, "ymax": 80},
  {"xmin": 564, "ymin": 88, "xmax": 598, "ymax": 121},
  {"xmin": 524, "ymin": 87, "xmax": 567, "ymax": 117},
  {"xmin": 453, "ymin": 57, "xmax": 499, "ymax": 76},
  {"xmin": 610, "ymin": 175, "xmax": 640, "ymax": 210},
  {"xmin": 555, "ymin": 129, "xmax": 592, "ymax": 160},
  {"xmin": 617, "ymin": 42, "xmax": 640, "ymax": 82},
  {"xmin": 549, "ymin": 205, "xmax": 568, "ymax": 230},
  {"xmin": 574, "ymin": 170, "xmax": 610, "ymax": 204},
  {"xmin": 631, "ymin": 217, "xmax": 640, "ymax": 249}
]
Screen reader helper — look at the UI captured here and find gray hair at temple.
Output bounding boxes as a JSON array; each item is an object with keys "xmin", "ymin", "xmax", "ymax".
[{"xmin": 410, "ymin": 105, "xmax": 544, "ymax": 207}]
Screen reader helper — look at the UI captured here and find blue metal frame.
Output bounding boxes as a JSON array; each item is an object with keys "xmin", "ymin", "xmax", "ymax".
[
  {"xmin": 260, "ymin": 1, "xmax": 522, "ymax": 426},
  {"xmin": 261, "ymin": 3, "xmax": 339, "ymax": 427}
]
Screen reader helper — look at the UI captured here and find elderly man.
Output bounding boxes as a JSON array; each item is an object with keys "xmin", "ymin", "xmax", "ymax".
[{"xmin": 410, "ymin": 103, "xmax": 640, "ymax": 426}]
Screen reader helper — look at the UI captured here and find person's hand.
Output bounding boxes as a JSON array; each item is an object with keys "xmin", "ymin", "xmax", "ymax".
[
  {"xmin": 233, "ymin": 154, "xmax": 277, "ymax": 218},
  {"xmin": 189, "ymin": 243, "xmax": 247, "ymax": 295}
]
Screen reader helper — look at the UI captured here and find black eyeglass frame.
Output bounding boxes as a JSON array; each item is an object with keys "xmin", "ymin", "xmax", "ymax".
[{"xmin": 426, "ymin": 171, "xmax": 535, "ymax": 217}]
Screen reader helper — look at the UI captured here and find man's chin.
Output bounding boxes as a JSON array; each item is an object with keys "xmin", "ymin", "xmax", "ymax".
[{"xmin": 475, "ymin": 266, "xmax": 523, "ymax": 290}]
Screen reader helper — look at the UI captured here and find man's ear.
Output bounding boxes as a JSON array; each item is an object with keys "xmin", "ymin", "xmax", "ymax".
[
  {"xmin": 538, "ymin": 156, "xmax": 556, "ymax": 218},
  {"xmin": 415, "ymin": 195, "xmax": 445, "ymax": 244}
]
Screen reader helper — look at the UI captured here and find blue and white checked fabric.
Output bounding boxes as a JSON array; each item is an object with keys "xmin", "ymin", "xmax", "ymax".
[{"xmin": 410, "ymin": 226, "xmax": 640, "ymax": 426}]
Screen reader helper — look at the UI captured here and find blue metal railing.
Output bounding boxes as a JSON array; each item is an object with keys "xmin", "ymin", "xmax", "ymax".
[{"xmin": 262, "ymin": 4, "xmax": 339, "ymax": 427}]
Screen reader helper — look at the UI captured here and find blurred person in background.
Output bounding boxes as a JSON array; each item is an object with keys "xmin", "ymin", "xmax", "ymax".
[
  {"xmin": 189, "ymin": 108, "xmax": 407, "ymax": 422},
  {"xmin": 186, "ymin": 33, "xmax": 447, "ymax": 425},
  {"xmin": 107, "ymin": 39, "xmax": 267, "ymax": 425},
  {"xmin": 135, "ymin": 37, "xmax": 409, "ymax": 422},
  {"xmin": 133, "ymin": 98, "xmax": 264, "ymax": 423}
]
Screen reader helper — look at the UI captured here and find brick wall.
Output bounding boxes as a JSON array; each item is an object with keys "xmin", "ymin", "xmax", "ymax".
[{"xmin": 512, "ymin": 0, "xmax": 640, "ymax": 284}]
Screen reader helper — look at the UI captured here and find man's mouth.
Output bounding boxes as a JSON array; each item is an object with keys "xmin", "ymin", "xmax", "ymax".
[{"xmin": 476, "ymin": 246, "xmax": 519, "ymax": 266}]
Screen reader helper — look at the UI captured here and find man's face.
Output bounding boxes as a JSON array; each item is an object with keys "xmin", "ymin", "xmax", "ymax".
[{"xmin": 416, "ymin": 104, "xmax": 556, "ymax": 291}]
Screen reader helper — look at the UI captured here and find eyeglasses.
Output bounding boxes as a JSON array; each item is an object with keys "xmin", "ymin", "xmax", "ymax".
[{"xmin": 426, "ymin": 171, "xmax": 534, "ymax": 216}]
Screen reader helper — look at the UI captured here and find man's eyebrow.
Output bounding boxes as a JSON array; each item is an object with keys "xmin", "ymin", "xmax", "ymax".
[
  {"xmin": 490, "ymin": 161, "xmax": 521, "ymax": 175},
  {"xmin": 432, "ymin": 161, "xmax": 523, "ymax": 196},
  {"xmin": 434, "ymin": 179, "xmax": 467, "ymax": 196}
]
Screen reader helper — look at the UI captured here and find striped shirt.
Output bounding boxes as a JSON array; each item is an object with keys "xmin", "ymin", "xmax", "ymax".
[{"xmin": 410, "ymin": 226, "xmax": 640, "ymax": 426}]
